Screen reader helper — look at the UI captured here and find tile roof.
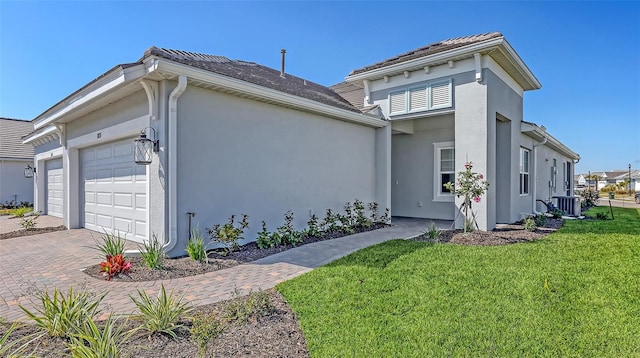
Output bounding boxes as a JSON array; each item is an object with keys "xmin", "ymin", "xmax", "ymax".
[
  {"xmin": 144, "ymin": 47, "xmax": 360, "ymax": 113},
  {"xmin": 0, "ymin": 118, "xmax": 34, "ymax": 159},
  {"xmin": 330, "ymin": 82, "xmax": 366, "ymax": 111},
  {"xmin": 349, "ymin": 32, "xmax": 503, "ymax": 75}
]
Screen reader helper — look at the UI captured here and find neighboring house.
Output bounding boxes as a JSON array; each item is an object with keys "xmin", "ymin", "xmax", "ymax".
[
  {"xmin": 0, "ymin": 118, "xmax": 34, "ymax": 206},
  {"xmin": 575, "ymin": 174, "xmax": 587, "ymax": 188},
  {"xmin": 23, "ymin": 32, "xmax": 579, "ymax": 257}
]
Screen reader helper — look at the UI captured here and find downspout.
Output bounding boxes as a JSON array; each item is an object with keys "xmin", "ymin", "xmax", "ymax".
[
  {"xmin": 532, "ymin": 136, "xmax": 548, "ymax": 214},
  {"xmin": 165, "ymin": 75, "xmax": 187, "ymax": 253}
]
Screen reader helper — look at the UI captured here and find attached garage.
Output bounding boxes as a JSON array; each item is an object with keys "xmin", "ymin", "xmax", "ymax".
[
  {"xmin": 81, "ymin": 138, "xmax": 147, "ymax": 243},
  {"xmin": 45, "ymin": 158, "xmax": 63, "ymax": 218}
]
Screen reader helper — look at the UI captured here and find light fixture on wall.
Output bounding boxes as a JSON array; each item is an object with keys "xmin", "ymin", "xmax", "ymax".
[
  {"xmin": 24, "ymin": 164, "xmax": 36, "ymax": 178},
  {"xmin": 133, "ymin": 127, "xmax": 159, "ymax": 165}
]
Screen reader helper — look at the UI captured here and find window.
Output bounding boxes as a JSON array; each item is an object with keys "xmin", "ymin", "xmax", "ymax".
[
  {"xmin": 388, "ymin": 79, "xmax": 452, "ymax": 116},
  {"xmin": 434, "ymin": 141, "xmax": 455, "ymax": 201},
  {"xmin": 520, "ymin": 148, "xmax": 530, "ymax": 195}
]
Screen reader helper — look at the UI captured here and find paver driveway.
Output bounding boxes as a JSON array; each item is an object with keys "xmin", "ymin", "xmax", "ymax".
[{"xmin": 0, "ymin": 218, "xmax": 443, "ymax": 322}]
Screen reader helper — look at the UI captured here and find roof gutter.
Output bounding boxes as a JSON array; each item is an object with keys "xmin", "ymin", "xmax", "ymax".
[{"xmin": 521, "ymin": 121, "xmax": 580, "ymax": 161}]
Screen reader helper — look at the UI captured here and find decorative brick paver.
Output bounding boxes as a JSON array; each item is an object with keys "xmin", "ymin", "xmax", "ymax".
[
  {"xmin": 0, "ymin": 218, "xmax": 447, "ymax": 322},
  {"xmin": 0, "ymin": 214, "xmax": 64, "ymax": 234}
]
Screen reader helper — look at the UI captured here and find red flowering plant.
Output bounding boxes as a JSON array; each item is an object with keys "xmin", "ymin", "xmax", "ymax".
[
  {"xmin": 100, "ymin": 254, "xmax": 132, "ymax": 280},
  {"xmin": 444, "ymin": 162, "xmax": 490, "ymax": 232}
]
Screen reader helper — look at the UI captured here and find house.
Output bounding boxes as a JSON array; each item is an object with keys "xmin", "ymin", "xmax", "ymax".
[
  {"xmin": 0, "ymin": 118, "xmax": 34, "ymax": 207},
  {"xmin": 23, "ymin": 32, "xmax": 579, "ymax": 257}
]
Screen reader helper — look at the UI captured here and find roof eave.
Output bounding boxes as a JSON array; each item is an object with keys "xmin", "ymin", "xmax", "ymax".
[
  {"xmin": 153, "ymin": 58, "xmax": 387, "ymax": 129},
  {"xmin": 32, "ymin": 64, "xmax": 146, "ymax": 130},
  {"xmin": 521, "ymin": 122, "xmax": 580, "ymax": 160},
  {"xmin": 345, "ymin": 37, "xmax": 541, "ymax": 91}
]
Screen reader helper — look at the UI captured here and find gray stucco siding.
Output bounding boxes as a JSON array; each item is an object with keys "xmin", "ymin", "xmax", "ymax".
[
  {"xmin": 391, "ymin": 115, "xmax": 455, "ymax": 219},
  {"xmin": 174, "ymin": 86, "xmax": 378, "ymax": 254},
  {"xmin": 34, "ymin": 140, "xmax": 62, "ymax": 155},
  {"xmin": 0, "ymin": 160, "xmax": 34, "ymax": 204}
]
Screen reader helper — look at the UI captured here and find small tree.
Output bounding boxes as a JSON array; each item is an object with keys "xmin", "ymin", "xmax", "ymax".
[{"xmin": 444, "ymin": 162, "xmax": 489, "ymax": 232}]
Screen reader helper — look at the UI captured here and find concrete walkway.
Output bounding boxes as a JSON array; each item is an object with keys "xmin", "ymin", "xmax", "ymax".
[{"xmin": 0, "ymin": 218, "xmax": 446, "ymax": 322}]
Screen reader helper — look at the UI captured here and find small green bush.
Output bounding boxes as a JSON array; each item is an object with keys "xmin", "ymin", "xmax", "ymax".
[
  {"xmin": 222, "ymin": 289, "xmax": 274, "ymax": 323},
  {"xmin": 523, "ymin": 217, "xmax": 537, "ymax": 232},
  {"xmin": 139, "ymin": 234, "xmax": 165, "ymax": 269},
  {"xmin": 66, "ymin": 316, "xmax": 135, "ymax": 358},
  {"xmin": 596, "ymin": 212, "xmax": 609, "ymax": 220},
  {"xmin": 95, "ymin": 231, "xmax": 126, "ymax": 257},
  {"xmin": 12, "ymin": 206, "xmax": 32, "ymax": 218},
  {"xmin": 425, "ymin": 223, "xmax": 440, "ymax": 241},
  {"xmin": 277, "ymin": 211, "xmax": 303, "ymax": 246},
  {"xmin": 256, "ymin": 221, "xmax": 272, "ymax": 249},
  {"xmin": 206, "ymin": 214, "xmax": 249, "ymax": 254},
  {"xmin": 19, "ymin": 212, "xmax": 40, "ymax": 230},
  {"xmin": 534, "ymin": 214, "xmax": 547, "ymax": 227},
  {"xmin": 186, "ymin": 228, "xmax": 208, "ymax": 262},
  {"xmin": 549, "ymin": 209, "xmax": 565, "ymax": 219},
  {"xmin": 130, "ymin": 284, "xmax": 191, "ymax": 338},
  {"xmin": 304, "ymin": 214, "xmax": 322, "ymax": 238},
  {"xmin": 322, "ymin": 209, "xmax": 341, "ymax": 232},
  {"xmin": 190, "ymin": 311, "xmax": 226, "ymax": 357},
  {"xmin": 20, "ymin": 287, "xmax": 106, "ymax": 338},
  {"xmin": 353, "ymin": 199, "xmax": 373, "ymax": 229},
  {"xmin": 581, "ymin": 189, "xmax": 599, "ymax": 208}
]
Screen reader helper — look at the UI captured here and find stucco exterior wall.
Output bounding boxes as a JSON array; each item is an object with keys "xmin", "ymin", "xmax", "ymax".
[
  {"xmin": 174, "ymin": 86, "xmax": 379, "ymax": 256},
  {"xmin": 484, "ymin": 68, "xmax": 525, "ymax": 224},
  {"xmin": 532, "ymin": 142, "xmax": 574, "ymax": 211},
  {"xmin": 0, "ymin": 160, "xmax": 34, "ymax": 205},
  {"xmin": 391, "ymin": 114, "xmax": 455, "ymax": 219}
]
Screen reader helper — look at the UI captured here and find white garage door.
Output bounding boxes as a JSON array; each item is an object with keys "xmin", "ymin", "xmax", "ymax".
[
  {"xmin": 45, "ymin": 158, "xmax": 63, "ymax": 218},
  {"xmin": 81, "ymin": 138, "xmax": 147, "ymax": 243}
]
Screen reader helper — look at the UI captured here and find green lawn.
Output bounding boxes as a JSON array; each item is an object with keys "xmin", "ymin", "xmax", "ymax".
[{"xmin": 277, "ymin": 207, "xmax": 640, "ymax": 357}]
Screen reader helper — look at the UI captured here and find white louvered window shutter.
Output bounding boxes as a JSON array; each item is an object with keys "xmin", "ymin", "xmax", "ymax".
[
  {"xmin": 409, "ymin": 87, "xmax": 427, "ymax": 112},
  {"xmin": 389, "ymin": 91, "xmax": 406, "ymax": 114},
  {"xmin": 430, "ymin": 80, "xmax": 452, "ymax": 109}
]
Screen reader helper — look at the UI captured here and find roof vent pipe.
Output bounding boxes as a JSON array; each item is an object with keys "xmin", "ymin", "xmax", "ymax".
[{"xmin": 280, "ymin": 49, "xmax": 286, "ymax": 78}]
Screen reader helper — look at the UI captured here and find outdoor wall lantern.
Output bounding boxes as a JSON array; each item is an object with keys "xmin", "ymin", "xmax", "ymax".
[
  {"xmin": 24, "ymin": 164, "xmax": 35, "ymax": 178},
  {"xmin": 133, "ymin": 127, "xmax": 159, "ymax": 165}
]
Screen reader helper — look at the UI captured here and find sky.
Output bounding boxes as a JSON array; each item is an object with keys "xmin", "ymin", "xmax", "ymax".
[{"xmin": 0, "ymin": 1, "xmax": 638, "ymax": 174}]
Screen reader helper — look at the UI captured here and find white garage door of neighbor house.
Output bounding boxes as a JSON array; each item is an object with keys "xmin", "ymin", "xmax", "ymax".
[
  {"xmin": 45, "ymin": 158, "xmax": 63, "ymax": 218},
  {"xmin": 81, "ymin": 138, "xmax": 147, "ymax": 243}
]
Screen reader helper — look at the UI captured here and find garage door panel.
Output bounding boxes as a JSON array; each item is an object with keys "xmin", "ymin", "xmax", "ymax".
[
  {"xmin": 81, "ymin": 138, "xmax": 147, "ymax": 243},
  {"xmin": 45, "ymin": 158, "xmax": 63, "ymax": 218}
]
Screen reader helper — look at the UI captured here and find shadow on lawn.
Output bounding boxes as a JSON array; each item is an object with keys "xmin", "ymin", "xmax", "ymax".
[{"xmin": 327, "ymin": 239, "xmax": 426, "ymax": 269}]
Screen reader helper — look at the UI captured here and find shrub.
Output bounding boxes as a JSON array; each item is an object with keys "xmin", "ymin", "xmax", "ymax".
[
  {"xmin": 596, "ymin": 212, "xmax": 608, "ymax": 220},
  {"xmin": 523, "ymin": 217, "xmax": 537, "ymax": 232},
  {"xmin": 581, "ymin": 189, "xmax": 599, "ymax": 208},
  {"xmin": 1, "ymin": 321, "xmax": 42, "ymax": 358},
  {"xmin": 304, "ymin": 214, "xmax": 322, "ymax": 238},
  {"xmin": 444, "ymin": 162, "xmax": 490, "ymax": 233},
  {"xmin": 19, "ymin": 212, "xmax": 40, "ymax": 230},
  {"xmin": 190, "ymin": 311, "xmax": 225, "ymax": 357},
  {"xmin": 277, "ymin": 211, "xmax": 303, "ymax": 246},
  {"xmin": 425, "ymin": 223, "xmax": 440, "ymax": 241},
  {"xmin": 139, "ymin": 234, "xmax": 165, "ymax": 269},
  {"xmin": 550, "ymin": 208, "xmax": 565, "ymax": 219},
  {"xmin": 353, "ymin": 199, "xmax": 372, "ymax": 229},
  {"xmin": 186, "ymin": 228, "xmax": 208, "ymax": 262},
  {"xmin": 534, "ymin": 214, "xmax": 547, "ymax": 227},
  {"xmin": 322, "ymin": 209, "xmax": 340, "ymax": 233},
  {"xmin": 206, "ymin": 214, "xmax": 249, "ymax": 254},
  {"xmin": 130, "ymin": 284, "xmax": 191, "ymax": 338},
  {"xmin": 100, "ymin": 254, "xmax": 132, "ymax": 280},
  {"xmin": 12, "ymin": 206, "xmax": 31, "ymax": 218},
  {"xmin": 256, "ymin": 221, "xmax": 272, "ymax": 249},
  {"xmin": 222, "ymin": 289, "xmax": 274, "ymax": 323},
  {"xmin": 380, "ymin": 208, "xmax": 391, "ymax": 224},
  {"xmin": 66, "ymin": 316, "xmax": 136, "ymax": 358},
  {"xmin": 368, "ymin": 202, "xmax": 380, "ymax": 223},
  {"xmin": 20, "ymin": 287, "xmax": 106, "ymax": 338},
  {"xmin": 94, "ymin": 231, "xmax": 126, "ymax": 257}
]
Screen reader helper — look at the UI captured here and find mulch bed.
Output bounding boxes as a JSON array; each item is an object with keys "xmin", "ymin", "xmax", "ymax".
[
  {"xmin": 0, "ymin": 225, "xmax": 67, "ymax": 240},
  {"xmin": 83, "ymin": 223, "xmax": 388, "ymax": 282},
  {"xmin": 0, "ymin": 289, "xmax": 308, "ymax": 358},
  {"xmin": 412, "ymin": 218, "xmax": 564, "ymax": 245}
]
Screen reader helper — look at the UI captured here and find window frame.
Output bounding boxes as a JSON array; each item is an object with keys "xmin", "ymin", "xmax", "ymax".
[
  {"xmin": 428, "ymin": 79, "xmax": 453, "ymax": 110},
  {"xmin": 434, "ymin": 141, "xmax": 455, "ymax": 202},
  {"xmin": 389, "ymin": 90, "xmax": 407, "ymax": 115},
  {"xmin": 387, "ymin": 79, "xmax": 453, "ymax": 117},
  {"xmin": 519, "ymin": 147, "xmax": 530, "ymax": 196}
]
